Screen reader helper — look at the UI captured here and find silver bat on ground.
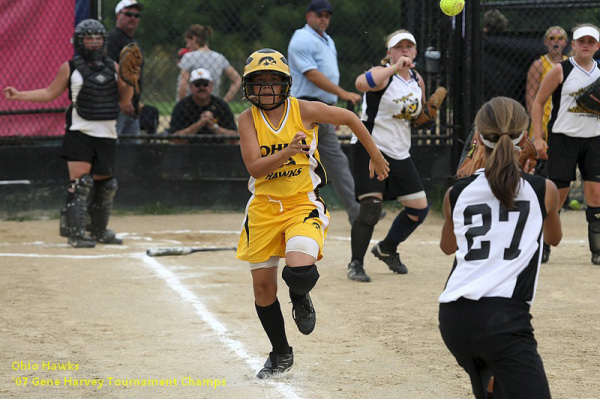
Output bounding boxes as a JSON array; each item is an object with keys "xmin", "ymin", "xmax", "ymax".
[{"xmin": 146, "ymin": 246, "xmax": 237, "ymax": 257}]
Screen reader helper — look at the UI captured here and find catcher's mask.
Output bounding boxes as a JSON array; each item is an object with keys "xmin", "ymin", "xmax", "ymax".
[
  {"xmin": 73, "ymin": 19, "xmax": 107, "ymax": 63},
  {"xmin": 243, "ymin": 48, "xmax": 292, "ymax": 110}
]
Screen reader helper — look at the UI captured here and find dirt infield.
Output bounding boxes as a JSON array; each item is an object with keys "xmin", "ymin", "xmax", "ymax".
[{"xmin": 0, "ymin": 209, "xmax": 598, "ymax": 398}]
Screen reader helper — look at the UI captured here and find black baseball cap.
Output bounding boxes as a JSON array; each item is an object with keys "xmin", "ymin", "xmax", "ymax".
[{"xmin": 306, "ymin": 0, "xmax": 333, "ymax": 14}]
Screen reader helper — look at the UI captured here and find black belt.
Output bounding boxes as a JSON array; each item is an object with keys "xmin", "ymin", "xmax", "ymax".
[{"xmin": 298, "ymin": 97, "xmax": 333, "ymax": 105}]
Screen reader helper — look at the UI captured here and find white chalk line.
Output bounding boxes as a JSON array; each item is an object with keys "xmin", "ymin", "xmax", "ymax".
[
  {"xmin": 128, "ymin": 228, "xmax": 589, "ymax": 246},
  {"xmin": 0, "ymin": 249, "xmax": 303, "ymax": 397},
  {"xmin": 0, "ymin": 253, "xmax": 134, "ymax": 259},
  {"xmin": 0, "ymin": 227, "xmax": 586, "ymax": 254},
  {"xmin": 0, "ymin": 180, "xmax": 31, "ymax": 185},
  {"xmin": 126, "ymin": 228, "xmax": 588, "ymax": 246},
  {"xmin": 138, "ymin": 254, "xmax": 302, "ymax": 399}
]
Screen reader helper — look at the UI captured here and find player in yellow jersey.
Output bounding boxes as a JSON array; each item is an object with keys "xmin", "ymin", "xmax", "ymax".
[
  {"xmin": 526, "ymin": 26, "xmax": 568, "ymax": 264},
  {"xmin": 236, "ymin": 48, "xmax": 389, "ymax": 379},
  {"xmin": 526, "ymin": 26, "xmax": 569, "ymax": 142}
]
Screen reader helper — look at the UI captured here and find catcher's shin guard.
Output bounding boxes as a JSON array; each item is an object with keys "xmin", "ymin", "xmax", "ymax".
[
  {"xmin": 59, "ymin": 191, "xmax": 74, "ymax": 237},
  {"xmin": 59, "ymin": 207, "xmax": 68, "ymax": 237},
  {"xmin": 89, "ymin": 177, "xmax": 122, "ymax": 244},
  {"xmin": 58, "ymin": 191, "xmax": 75, "ymax": 237},
  {"xmin": 586, "ymin": 207, "xmax": 600, "ymax": 254},
  {"xmin": 66, "ymin": 174, "xmax": 95, "ymax": 247}
]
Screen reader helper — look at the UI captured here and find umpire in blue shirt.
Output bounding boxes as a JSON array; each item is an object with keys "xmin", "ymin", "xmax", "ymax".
[{"xmin": 287, "ymin": 0, "xmax": 362, "ymax": 224}]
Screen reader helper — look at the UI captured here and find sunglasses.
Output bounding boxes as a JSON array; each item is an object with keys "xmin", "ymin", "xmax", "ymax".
[
  {"xmin": 193, "ymin": 80, "xmax": 211, "ymax": 88},
  {"xmin": 547, "ymin": 35, "xmax": 565, "ymax": 41},
  {"xmin": 122, "ymin": 11, "xmax": 141, "ymax": 18}
]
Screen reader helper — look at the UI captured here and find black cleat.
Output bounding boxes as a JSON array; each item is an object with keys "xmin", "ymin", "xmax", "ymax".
[
  {"xmin": 592, "ymin": 252, "xmax": 600, "ymax": 266},
  {"xmin": 347, "ymin": 260, "xmax": 371, "ymax": 282},
  {"xmin": 541, "ymin": 243, "xmax": 551, "ymax": 264},
  {"xmin": 371, "ymin": 242, "xmax": 408, "ymax": 274},
  {"xmin": 68, "ymin": 235, "xmax": 96, "ymax": 248},
  {"xmin": 257, "ymin": 348, "xmax": 294, "ymax": 379},
  {"xmin": 92, "ymin": 229, "xmax": 123, "ymax": 245},
  {"xmin": 291, "ymin": 292, "xmax": 316, "ymax": 335}
]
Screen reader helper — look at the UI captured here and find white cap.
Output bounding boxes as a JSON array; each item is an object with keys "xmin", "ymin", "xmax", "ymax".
[
  {"xmin": 573, "ymin": 26, "xmax": 599, "ymax": 41},
  {"xmin": 115, "ymin": 0, "xmax": 144, "ymax": 14},
  {"xmin": 388, "ymin": 32, "xmax": 417, "ymax": 49},
  {"xmin": 190, "ymin": 68, "xmax": 213, "ymax": 83}
]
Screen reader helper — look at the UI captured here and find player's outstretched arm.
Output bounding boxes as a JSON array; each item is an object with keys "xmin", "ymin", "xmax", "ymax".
[
  {"xmin": 300, "ymin": 100, "xmax": 389, "ymax": 180},
  {"xmin": 356, "ymin": 56, "xmax": 414, "ymax": 93},
  {"xmin": 3, "ymin": 62, "xmax": 70, "ymax": 103}
]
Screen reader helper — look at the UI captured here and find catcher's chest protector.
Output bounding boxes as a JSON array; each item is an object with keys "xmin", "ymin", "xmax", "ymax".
[{"xmin": 70, "ymin": 57, "xmax": 119, "ymax": 121}]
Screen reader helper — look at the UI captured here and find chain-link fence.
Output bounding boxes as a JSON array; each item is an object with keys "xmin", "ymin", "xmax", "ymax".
[
  {"xmin": 479, "ymin": 1, "xmax": 600, "ymax": 109},
  {"xmin": 96, "ymin": 0, "xmax": 451, "ymax": 144},
  {"xmin": 1, "ymin": 0, "xmax": 600, "ymax": 153},
  {"xmin": 447, "ymin": 0, "xmax": 600, "ymax": 166},
  {"xmin": 0, "ymin": 0, "xmax": 451, "ymax": 146}
]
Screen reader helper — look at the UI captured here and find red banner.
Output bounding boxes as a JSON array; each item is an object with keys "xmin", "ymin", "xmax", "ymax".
[{"xmin": 0, "ymin": 0, "xmax": 75, "ymax": 136}]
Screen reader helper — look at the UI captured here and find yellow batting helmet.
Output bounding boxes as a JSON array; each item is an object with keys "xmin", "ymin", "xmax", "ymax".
[{"xmin": 242, "ymin": 48, "xmax": 292, "ymax": 110}]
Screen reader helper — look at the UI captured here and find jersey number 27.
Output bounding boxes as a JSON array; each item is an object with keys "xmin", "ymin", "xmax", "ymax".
[{"xmin": 463, "ymin": 201, "xmax": 530, "ymax": 261}]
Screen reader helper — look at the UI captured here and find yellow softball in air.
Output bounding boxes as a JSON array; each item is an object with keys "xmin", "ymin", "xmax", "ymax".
[
  {"xmin": 440, "ymin": 0, "xmax": 465, "ymax": 16},
  {"xmin": 569, "ymin": 199, "xmax": 581, "ymax": 210}
]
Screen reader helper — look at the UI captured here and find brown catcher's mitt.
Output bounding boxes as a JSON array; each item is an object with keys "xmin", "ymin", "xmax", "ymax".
[
  {"xmin": 412, "ymin": 86, "xmax": 447, "ymax": 129},
  {"xmin": 119, "ymin": 42, "xmax": 143, "ymax": 93},
  {"xmin": 455, "ymin": 132, "xmax": 537, "ymax": 179}
]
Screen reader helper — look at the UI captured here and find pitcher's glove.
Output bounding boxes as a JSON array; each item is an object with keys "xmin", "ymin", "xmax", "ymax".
[
  {"xmin": 518, "ymin": 136, "xmax": 537, "ymax": 171},
  {"xmin": 575, "ymin": 77, "xmax": 600, "ymax": 115},
  {"xmin": 119, "ymin": 42, "xmax": 143, "ymax": 93},
  {"xmin": 412, "ymin": 87, "xmax": 447, "ymax": 129}
]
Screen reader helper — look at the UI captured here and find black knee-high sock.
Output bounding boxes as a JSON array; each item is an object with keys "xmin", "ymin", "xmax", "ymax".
[
  {"xmin": 381, "ymin": 210, "xmax": 419, "ymax": 250},
  {"xmin": 255, "ymin": 299, "xmax": 291, "ymax": 355},
  {"xmin": 351, "ymin": 221, "xmax": 375, "ymax": 262}
]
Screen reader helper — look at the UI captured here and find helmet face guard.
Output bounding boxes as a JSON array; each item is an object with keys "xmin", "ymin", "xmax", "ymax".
[
  {"xmin": 242, "ymin": 49, "xmax": 292, "ymax": 110},
  {"xmin": 243, "ymin": 72, "xmax": 291, "ymax": 110},
  {"xmin": 73, "ymin": 19, "xmax": 107, "ymax": 63}
]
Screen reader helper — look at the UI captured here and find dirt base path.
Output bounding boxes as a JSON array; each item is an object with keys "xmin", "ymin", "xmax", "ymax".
[{"xmin": 0, "ymin": 210, "xmax": 597, "ymax": 398}]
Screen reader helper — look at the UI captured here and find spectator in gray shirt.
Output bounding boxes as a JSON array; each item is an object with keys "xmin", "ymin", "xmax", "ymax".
[{"xmin": 177, "ymin": 25, "xmax": 242, "ymax": 102}]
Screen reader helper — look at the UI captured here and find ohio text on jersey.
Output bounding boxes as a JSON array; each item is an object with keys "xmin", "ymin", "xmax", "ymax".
[{"xmin": 249, "ymin": 96, "xmax": 327, "ymax": 197}]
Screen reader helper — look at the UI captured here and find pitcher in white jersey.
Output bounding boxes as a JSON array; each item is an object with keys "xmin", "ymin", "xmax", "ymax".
[
  {"xmin": 236, "ymin": 48, "xmax": 388, "ymax": 379},
  {"xmin": 532, "ymin": 24, "xmax": 600, "ymax": 265},
  {"xmin": 347, "ymin": 30, "xmax": 431, "ymax": 282},
  {"xmin": 439, "ymin": 97, "xmax": 562, "ymax": 399}
]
